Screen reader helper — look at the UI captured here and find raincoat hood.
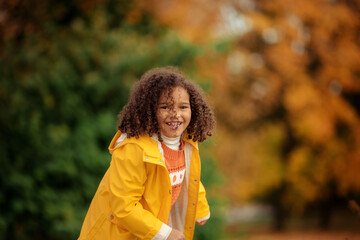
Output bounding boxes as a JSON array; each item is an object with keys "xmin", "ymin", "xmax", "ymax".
[{"xmin": 108, "ymin": 131, "xmax": 198, "ymax": 155}]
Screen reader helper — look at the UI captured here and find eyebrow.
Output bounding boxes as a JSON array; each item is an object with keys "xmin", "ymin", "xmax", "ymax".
[{"xmin": 159, "ymin": 102, "xmax": 190, "ymax": 105}]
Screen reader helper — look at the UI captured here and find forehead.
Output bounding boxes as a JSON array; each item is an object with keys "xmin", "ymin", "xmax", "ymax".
[{"xmin": 159, "ymin": 86, "xmax": 190, "ymax": 101}]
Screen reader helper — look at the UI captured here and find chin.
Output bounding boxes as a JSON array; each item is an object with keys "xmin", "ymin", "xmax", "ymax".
[{"xmin": 164, "ymin": 132, "xmax": 181, "ymax": 138}]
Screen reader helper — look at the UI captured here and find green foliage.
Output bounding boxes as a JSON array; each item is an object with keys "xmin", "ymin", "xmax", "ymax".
[
  {"xmin": 194, "ymin": 142, "xmax": 227, "ymax": 240},
  {"xmin": 0, "ymin": 5, "xmax": 213, "ymax": 239},
  {"xmin": 194, "ymin": 197, "xmax": 228, "ymax": 240}
]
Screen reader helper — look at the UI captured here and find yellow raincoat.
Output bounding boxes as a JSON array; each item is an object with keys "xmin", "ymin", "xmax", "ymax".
[{"xmin": 78, "ymin": 131, "xmax": 210, "ymax": 240}]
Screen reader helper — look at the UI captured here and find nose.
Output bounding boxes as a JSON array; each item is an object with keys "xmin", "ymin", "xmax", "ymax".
[{"xmin": 170, "ymin": 108, "xmax": 180, "ymax": 118}]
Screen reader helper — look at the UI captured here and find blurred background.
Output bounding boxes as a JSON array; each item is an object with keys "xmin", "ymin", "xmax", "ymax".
[{"xmin": 1, "ymin": 0, "xmax": 360, "ymax": 239}]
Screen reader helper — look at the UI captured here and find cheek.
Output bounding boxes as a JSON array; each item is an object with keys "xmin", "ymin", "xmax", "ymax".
[
  {"xmin": 185, "ymin": 111, "xmax": 192, "ymax": 123},
  {"xmin": 156, "ymin": 111, "xmax": 166, "ymax": 122}
]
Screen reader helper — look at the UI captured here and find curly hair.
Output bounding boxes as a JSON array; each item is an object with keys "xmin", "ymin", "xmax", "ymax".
[{"xmin": 117, "ymin": 66, "xmax": 216, "ymax": 142}]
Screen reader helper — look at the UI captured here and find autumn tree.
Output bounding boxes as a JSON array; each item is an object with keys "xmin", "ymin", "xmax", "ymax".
[{"xmin": 212, "ymin": 0, "xmax": 360, "ymax": 230}]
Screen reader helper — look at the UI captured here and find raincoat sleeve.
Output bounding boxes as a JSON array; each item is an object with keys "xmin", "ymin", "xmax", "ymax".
[
  {"xmin": 195, "ymin": 181, "xmax": 210, "ymax": 222},
  {"xmin": 108, "ymin": 143, "xmax": 164, "ymax": 239}
]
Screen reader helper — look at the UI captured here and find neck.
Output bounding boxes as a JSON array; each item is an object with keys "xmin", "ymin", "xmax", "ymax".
[{"xmin": 161, "ymin": 134, "xmax": 181, "ymax": 150}]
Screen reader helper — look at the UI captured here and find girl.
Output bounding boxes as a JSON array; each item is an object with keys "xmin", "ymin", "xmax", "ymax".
[{"xmin": 78, "ymin": 66, "xmax": 216, "ymax": 240}]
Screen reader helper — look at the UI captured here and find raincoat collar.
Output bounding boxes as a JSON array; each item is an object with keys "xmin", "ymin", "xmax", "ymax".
[{"xmin": 108, "ymin": 130, "xmax": 198, "ymax": 158}]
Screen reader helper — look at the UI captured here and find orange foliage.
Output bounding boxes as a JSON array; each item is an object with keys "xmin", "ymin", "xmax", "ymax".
[
  {"xmin": 213, "ymin": 0, "xmax": 360, "ymax": 212},
  {"xmin": 146, "ymin": 0, "xmax": 221, "ymax": 42}
]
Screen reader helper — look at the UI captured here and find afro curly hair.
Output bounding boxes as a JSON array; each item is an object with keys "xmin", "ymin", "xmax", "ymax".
[{"xmin": 117, "ymin": 66, "xmax": 215, "ymax": 142}]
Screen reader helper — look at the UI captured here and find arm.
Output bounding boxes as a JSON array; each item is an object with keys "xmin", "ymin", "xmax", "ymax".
[
  {"xmin": 108, "ymin": 144, "xmax": 166, "ymax": 239},
  {"xmin": 195, "ymin": 181, "xmax": 210, "ymax": 225}
]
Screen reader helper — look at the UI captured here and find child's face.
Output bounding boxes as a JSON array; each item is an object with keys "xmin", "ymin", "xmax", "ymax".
[{"xmin": 157, "ymin": 86, "xmax": 191, "ymax": 138}]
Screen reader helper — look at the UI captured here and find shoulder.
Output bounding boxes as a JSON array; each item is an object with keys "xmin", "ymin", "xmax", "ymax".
[
  {"xmin": 115, "ymin": 135, "xmax": 162, "ymax": 159},
  {"xmin": 183, "ymin": 132, "xmax": 199, "ymax": 150}
]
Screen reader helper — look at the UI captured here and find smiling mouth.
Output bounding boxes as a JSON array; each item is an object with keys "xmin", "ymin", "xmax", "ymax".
[{"xmin": 166, "ymin": 122, "xmax": 182, "ymax": 129}]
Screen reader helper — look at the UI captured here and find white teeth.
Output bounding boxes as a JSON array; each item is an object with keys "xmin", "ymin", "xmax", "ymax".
[{"xmin": 167, "ymin": 122, "xmax": 181, "ymax": 128}]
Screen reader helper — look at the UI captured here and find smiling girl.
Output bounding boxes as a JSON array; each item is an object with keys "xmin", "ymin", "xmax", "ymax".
[{"xmin": 78, "ymin": 66, "xmax": 216, "ymax": 240}]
